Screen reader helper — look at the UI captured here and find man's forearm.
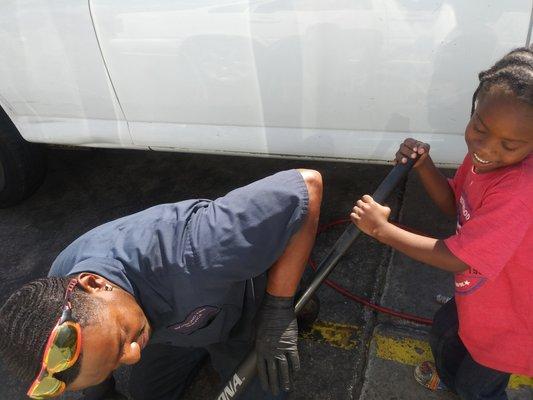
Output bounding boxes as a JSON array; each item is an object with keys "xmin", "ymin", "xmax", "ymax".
[
  {"xmin": 266, "ymin": 233, "xmax": 312, "ymax": 297},
  {"xmin": 374, "ymin": 222, "xmax": 468, "ymax": 273},
  {"xmin": 266, "ymin": 169, "xmax": 322, "ymax": 297},
  {"xmin": 266, "ymin": 210, "xmax": 318, "ymax": 296},
  {"xmin": 266, "ymin": 263, "xmax": 306, "ymax": 297},
  {"xmin": 416, "ymin": 157, "xmax": 456, "ymax": 217}
]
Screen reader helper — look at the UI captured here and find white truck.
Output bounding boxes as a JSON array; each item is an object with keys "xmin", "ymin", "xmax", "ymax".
[{"xmin": 0, "ymin": 0, "xmax": 531, "ymax": 207}]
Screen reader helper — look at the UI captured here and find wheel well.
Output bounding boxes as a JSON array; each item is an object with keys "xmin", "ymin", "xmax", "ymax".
[
  {"xmin": 0, "ymin": 101, "xmax": 47, "ymax": 207},
  {"xmin": 0, "ymin": 102, "xmax": 25, "ymax": 141}
]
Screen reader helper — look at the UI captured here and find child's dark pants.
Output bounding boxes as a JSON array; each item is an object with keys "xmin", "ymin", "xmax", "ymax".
[{"xmin": 430, "ymin": 298, "xmax": 510, "ymax": 400}]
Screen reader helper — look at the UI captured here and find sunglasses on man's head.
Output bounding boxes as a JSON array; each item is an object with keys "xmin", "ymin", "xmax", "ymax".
[{"xmin": 27, "ymin": 278, "xmax": 82, "ymax": 399}]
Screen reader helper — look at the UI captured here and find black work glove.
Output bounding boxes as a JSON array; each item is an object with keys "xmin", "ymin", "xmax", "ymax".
[{"xmin": 254, "ymin": 293, "xmax": 300, "ymax": 396}]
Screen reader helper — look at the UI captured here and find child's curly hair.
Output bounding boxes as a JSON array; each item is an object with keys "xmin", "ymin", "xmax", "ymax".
[{"xmin": 471, "ymin": 46, "xmax": 533, "ymax": 116}]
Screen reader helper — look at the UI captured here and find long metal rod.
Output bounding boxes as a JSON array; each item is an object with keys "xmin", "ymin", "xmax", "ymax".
[{"xmin": 214, "ymin": 160, "xmax": 415, "ymax": 400}]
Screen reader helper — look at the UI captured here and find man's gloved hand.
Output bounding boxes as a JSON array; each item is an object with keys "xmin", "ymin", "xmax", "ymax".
[{"xmin": 254, "ymin": 293, "xmax": 300, "ymax": 396}]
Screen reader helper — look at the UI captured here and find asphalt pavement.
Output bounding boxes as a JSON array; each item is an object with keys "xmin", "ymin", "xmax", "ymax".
[{"xmin": 0, "ymin": 147, "xmax": 531, "ymax": 400}]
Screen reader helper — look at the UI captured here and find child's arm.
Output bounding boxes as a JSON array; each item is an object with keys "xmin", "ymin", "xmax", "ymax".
[
  {"xmin": 351, "ymin": 195, "xmax": 469, "ymax": 273},
  {"xmin": 397, "ymin": 139, "xmax": 456, "ymax": 217}
]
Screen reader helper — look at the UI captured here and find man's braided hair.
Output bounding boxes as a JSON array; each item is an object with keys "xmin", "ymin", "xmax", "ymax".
[
  {"xmin": 471, "ymin": 46, "xmax": 533, "ymax": 116},
  {"xmin": 0, "ymin": 277, "xmax": 103, "ymax": 387}
]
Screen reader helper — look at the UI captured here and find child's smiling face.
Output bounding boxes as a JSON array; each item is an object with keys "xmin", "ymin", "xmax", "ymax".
[{"xmin": 465, "ymin": 87, "xmax": 533, "ymax": 173}]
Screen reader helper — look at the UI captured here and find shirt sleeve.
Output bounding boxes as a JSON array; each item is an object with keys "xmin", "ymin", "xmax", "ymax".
[
  {"xmin": 185, "ymin": 170, "xmax": 309, "ymax": 282},
  {"xmin": 444, "ymin": 192, "xmax": 530, "ymax": 279}
]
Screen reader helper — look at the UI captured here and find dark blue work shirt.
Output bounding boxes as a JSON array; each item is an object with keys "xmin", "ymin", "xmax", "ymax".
[{"xmin": 49, "ymin": 170, "xmax": 308, "ymax": 348}]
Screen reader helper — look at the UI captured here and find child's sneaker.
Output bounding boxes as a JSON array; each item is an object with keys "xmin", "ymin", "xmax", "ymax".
[{"xmin": 414, "ymin": 361, "xmax": 449, "ymax": 391}]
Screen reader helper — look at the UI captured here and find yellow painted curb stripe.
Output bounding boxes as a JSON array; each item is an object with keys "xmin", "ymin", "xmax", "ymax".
[
  {"xmin": 374, "ymin": 334, "xmax": 533, "ymax": 390},
  {"xmin": 301, "ymin": 322, "xmax": 532, "ymax": 390},
  {"xmin": 375, "ymin": 334, "xmax": 432, "ymax": 366},
  {"xmin": 300, "ymin": 320, "xmax": 360, "ymax": 350},
  {"xmin": 509, "ymin": 375, "xmax": 533, "ymax": 391}
]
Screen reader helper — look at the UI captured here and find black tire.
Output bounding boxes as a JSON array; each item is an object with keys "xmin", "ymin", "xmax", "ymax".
[{"xmin": 0, "ymin": 108, "xmax": 46, "ymax": 208}]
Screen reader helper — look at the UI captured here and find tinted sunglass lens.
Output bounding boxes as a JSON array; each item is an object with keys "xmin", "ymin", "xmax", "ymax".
[
  {"xmin": 47, "ymin": 324, "xmax": 79, "ymax": 372},
  {"xmin": 29, "ymin": 375, "xmax": 64, "ymax": 399}
]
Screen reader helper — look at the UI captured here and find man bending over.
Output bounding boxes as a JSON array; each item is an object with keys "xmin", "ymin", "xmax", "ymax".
[{"xmin": 0, "ymin": 169, "xmax": 322, "ymax": 400}]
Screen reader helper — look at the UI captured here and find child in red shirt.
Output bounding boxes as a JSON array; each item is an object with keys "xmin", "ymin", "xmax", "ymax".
[{"xmin": 351, "ymin": 47, "xmax": 533, "ymax": 400}]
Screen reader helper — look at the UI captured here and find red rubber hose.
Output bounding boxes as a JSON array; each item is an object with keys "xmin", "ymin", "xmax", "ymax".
[{"xmin": 308, "ymin": 218, "xmax": 434, "ymax": 326}]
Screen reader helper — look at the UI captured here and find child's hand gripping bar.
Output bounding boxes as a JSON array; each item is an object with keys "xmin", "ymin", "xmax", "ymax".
[{"xmin": 214, "ymin": 159, "xmax": 416, "ymax": 400}]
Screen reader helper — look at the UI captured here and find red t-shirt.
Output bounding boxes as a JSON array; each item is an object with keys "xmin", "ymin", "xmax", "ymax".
[{"xmin": 444, "ymin": 153, "xmax": 533, "ymax": 376}]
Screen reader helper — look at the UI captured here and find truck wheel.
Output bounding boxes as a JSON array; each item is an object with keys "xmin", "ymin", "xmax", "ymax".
[{"xmin": 0, "ymin": 116, "xmax": 46, "ymax": 208}]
